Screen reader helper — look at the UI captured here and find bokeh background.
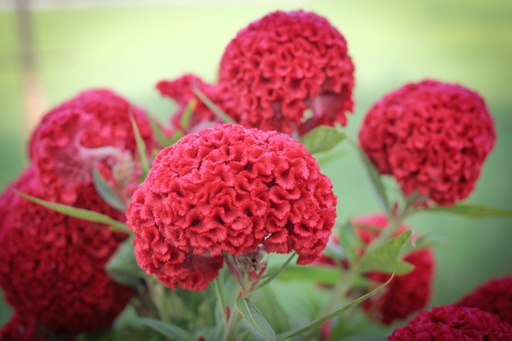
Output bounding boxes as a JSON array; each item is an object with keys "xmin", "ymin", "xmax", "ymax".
[{"xmin": 1, "ymin": 0, "xmax": 511, "ymax": 337}]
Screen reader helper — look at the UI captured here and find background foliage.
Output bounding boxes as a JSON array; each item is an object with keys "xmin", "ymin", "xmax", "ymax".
[{"xmin": 1, "ymin": 0, "xmax": 511, "ymax": 337}]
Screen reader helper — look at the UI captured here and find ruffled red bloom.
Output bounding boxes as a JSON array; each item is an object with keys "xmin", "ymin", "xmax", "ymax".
[
  {"xmin": 388, "ymin": 305, "xmax": 512, "ymax": 340},
  {"xmin": 359, "ymin": 80, "xmax": 496, "ymax": 206},
  {"xmin": 127, "ymin": 124, "xmax": 337, "ymax": 290},
  {"xmin": 0, "ymin": 167, "xmax": 133, "ymax": 335},
  {"xmin": 157, "ymin": 74, "xmax": 235, "ymax": 133},
  {"xmin": 0, "ymin": 313, "xmax": 45, "ymax": 341},
  {"xmin": 219, "ymin": 10, "xmax": 354, "ymax": 135},
  {"xmin": 28, "ymin": 89, "xmax": 155, "ymax": 204},
  {"xmin": 457, "ymin": 275, "xmax": 512, "ymax": 325}
]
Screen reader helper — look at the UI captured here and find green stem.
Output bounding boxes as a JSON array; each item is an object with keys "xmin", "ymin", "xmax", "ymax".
[{"xmin": 222, "ymin": 302, "xmax": 242, "ymax": 341}]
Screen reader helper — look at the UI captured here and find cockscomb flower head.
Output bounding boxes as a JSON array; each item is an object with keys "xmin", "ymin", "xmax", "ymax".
[
  {"xmin": 157, "ymin": 74, "xmax": 235, "ymax": 133},
  {"xmin": 219, "ymin": 10, "xmax": 354, "ymax": 135},
  {"xmin": 457, "ymin": 275, "xmax": 512, "ymax": 325},
  {"xmin": 388, "ymin": 305, "xmax": 512, "ymax": 340},
  {"xmin": 127, "ymin": 124, "xmax": 337, "ymax": 290},
  {"xmin": 359, "ymin": 80, "xmax": 496, "ymax": 206},
  {"xmin": 0, "ymin": 167, "xmax": 133, "ymax": 335},
  {"xmin": 28, "ymin": 89, "xmax": 155, "ymax": 204}
]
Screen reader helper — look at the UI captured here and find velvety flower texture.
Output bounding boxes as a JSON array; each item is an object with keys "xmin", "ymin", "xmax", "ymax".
[
  {"xmin": 0, "ymin": 167, "xmax": 133, "ymax": 335},
  {"xmin": 157, "ymin": 74, "xmax": 234, "ymax": 133},
  {"xmin": 359, "ymin": 80, "xmax": 496, "ymax": 206},
  {"xmin": 219, "ymin": 10, "xmax": 354, "ymax": 135},
  {"xmin": 127, "ymin": 124, "xmax": 337, "ymax": 290},
  {"xmin": 351, "ymin": 215, "xmax": 435, "ymax": 325},
  {"xmin": 457, "ymin": 276, "xmax": 512, "ymax": 325},
  {"xmin": 28, "ymin": 89, "xmax": 155, "ymax": 204},
  {"xmin": 388, "ymin": 305, "xmax": 512, "ymax": 340},
  {"xmin": 0, "ymin": 313, "xmax": 45, "ymax": 341}
]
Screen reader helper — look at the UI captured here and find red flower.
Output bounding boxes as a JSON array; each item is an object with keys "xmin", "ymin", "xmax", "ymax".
[
  {"xmin": 28, "ymin": 89, "xmax": 155, "ymax": 204},
  {"xmin": 0, "ymin": 313, "xmax": 45, "ymax": 341},
  {"xmin": 0, "ymin": 167, "xmax": 133, "ymax": 335},
  {"xmin": 457, "ymin": 275, "xmax": 512, "ymax": 325},
  {"xmin": 219, "ymin": 10, "xmax": 354, "ymax": 135},
  {"xmin": 359, "ymin": 80, "xmax": 496, "ymax": 206},
  {"xmin": 388, "ymin": 305, "xmax": 512, "ymax": 340},
  {"xmin": 127, "ymin": 124, "xmax": 337, "ymax": 290},
  {"xmin": 157, "ymin": 74, "xmax": 235, "ymax": 133}
]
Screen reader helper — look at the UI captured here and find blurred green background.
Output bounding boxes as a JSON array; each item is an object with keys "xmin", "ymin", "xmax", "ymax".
[{"xmin": 1, "ymin": 0, "xmax": 511, "ymax": 337}]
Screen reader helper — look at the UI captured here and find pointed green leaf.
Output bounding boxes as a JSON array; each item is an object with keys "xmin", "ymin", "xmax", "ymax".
[
  {"xmin": 427, "ymin": 203, "xmax": 512, "ymax": 218},
  {"xmin": 276, "ymin": 274, "xmax": 394, "ymax": 340},
  {"xmin": 106, "ymin": 237, "xmax": 145, "ymax": 287},
  {"xmin": 129, "ymin": 111, "xmax": 150, "ymax": 180},
  {"xmin": 149, "ymin": 116, "xmax": 172, "ymax": 148},
  {"xmin": 134, "ymin": 317, "xmax": 194, "ymax": 341},
  {"xmin": 299, "ymin": 126, "xmax": 346, "ymax": 154},
  {"xmin": 258, "ymin": 252, "xmax": 295, "ymax": 289},
  {"xmin": 236, "ymin": 297, "xmax": 276, "ymax": 341},
  {"xmin": 358, "ymin": 150, "xmax": 390, "ymax": 216},
  {"xmin": 268, "ymin": 265, "xmax": 343, "ymax": 286},
  {"xmin": 15, "ymin": 191, "xmax": 130, "ymax": 233},
  {"xmin": 360, "ymin": 230, "xmax": 413, "ymax": 274},
  {"xmin": 180, "ymin": 98, "xmax": 197, "ymax": 129},
  {"xmin": 193, "ymin": 87, "xmax": 236, "ymax": 124},
  {"xmin": 255, "ymin": 286, "xmax": 291, "ymax": 334},
  {"xmin": 92, "ymin": 168, "xmax": 126, "ymax": 211},
  {"xmin": 338, "ymin": 220, "xmax": 358, "ymax": 264}
]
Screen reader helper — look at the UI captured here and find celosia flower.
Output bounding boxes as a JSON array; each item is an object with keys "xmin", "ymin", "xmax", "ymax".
[
  {"xmin": 388, "ymin": 305, "xmax": 512, "ymax": 340},
  {"xmin": 0, "ymin": 313, "xmax": 45, "ymax": 341},
  {"xmin": 28, "ymin": 89, "xmax": 155, "ymax": 204},
  {"xmin": 127, "ymin": 124, "xmax": 337, "ymax": 290},
  {"xmin": 359, "ymin": 80, "xmax": 496, "ymax": 206},
  {"xmin": 457, "ymin": 275, "xmax": 512, "ymax": 325},
  {"xmin": 157, "ymin": 74, "xmax": 234, "ymax": 133},
  {"xmin": 0, "ymin": 167, "xmax": 133, "ymax": 335},
  {"xmin": 219, "ymin": 10, "xmax": 354, "ymax": 135}
]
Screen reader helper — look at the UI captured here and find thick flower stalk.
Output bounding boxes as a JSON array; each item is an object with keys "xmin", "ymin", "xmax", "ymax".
[
  {"xmin": 388, "ymin": 305, "xmax": 512, "ymax": 340},
  {"xmin": 0, "ymin": 167, "xmax": 133, "ymax": 336},
  {"xmin": 127, "ymin": 124, "xmax": 337, "ymax": 291},
  {"xmin": 359, "ymin": 80, "xmax": 496, "ymax": 206},
  {"xmin": 219, "ymin": 10, "xmax": 354, "ymax": 135},
  {"xmin": 28, "ymin": 89, "xmax": 155, "ymax": 204},
  {"xmin": 457, "ymin": 275, "xmax": 512, "ymax": 325}
]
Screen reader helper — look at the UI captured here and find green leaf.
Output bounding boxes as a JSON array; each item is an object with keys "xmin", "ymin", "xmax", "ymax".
[
  {"xmin": 180, "ymin": 98, "xmax": 197, "ymax": 129},
  {"xmin": 193, "ymin": 87, "xmax": 235, "ymax": 124},
  {"xmin": 276, "ymin": 274, "xmax": 394, "ymax": 340},
  {"xmin": 134, "ymin": 317, "xmax": 194, "ymax": 341},
  {"xmin": 92, "ymin": 168, "xmax": 126, "ymax": 211},
  {"xmin": 106, "ymin": 237, "xmax": 145, "ymax": 287},
  {"xmin": 299, "ymin": 126, "xmax": 346, "ymax": 154},
  {"xmin": 258, "ymin": 252, "xmax": 295, "ymax": 289},
  {"xmin": 338, "ymin": 220, "xmax": 358, "ymax": 265},
  {"xmin": 236, "ymin": 297, "xmax": 276, "ymax": 341},
  {"xmin": 268, "ymin": 265, "xmax": 342, "ymax": 286},
  {"xmin": 149, "ymin": 116, "xmax": 172, "ymax": 148},
  {"xmin": 359, "ymin": 230, "xmax": 413, "ymax": 274},
  {"xmin": 15, "ymin": 191, "xmax": 130, "ymax": 233},
  {"xmin": 358, "ymin": 150, "xmax": 390, "ymax": 216},
  {"xmin": 427, "ymin": 203, "xmax": 512, "ymax": 218},
  {"xmin": 255, "ymin": 286, "xmax": 291, "ymax": 334},
  {"xmin": 129, "ymin": 111, "xmax": 150, "ymax": 180}
]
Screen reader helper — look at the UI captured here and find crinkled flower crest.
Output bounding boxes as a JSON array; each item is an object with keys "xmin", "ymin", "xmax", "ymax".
[
  {"xmin": 388, "ymin": 305, "xmax": 512, "ymax": 340},
  {"xmin": 127, "ymin": 124, "xmax": 337, "ymax": 290},
  {"xmin": 219, "ymin": 10, "xmax": 354, "ymax": 135},
  {"xmin": 457, "ymin": 275, "xmax": 512, "ymax": 325},
  {"xmin": 359, "ymin": 80, "xmax": 496, "ymax": 206},
  {"xmin": 28, "ymin": 89, "xmax": 155, "ymax": 204},
  {"xmin": 0, "ymin": 167, "xmax": 133, "ymax": 335}
]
